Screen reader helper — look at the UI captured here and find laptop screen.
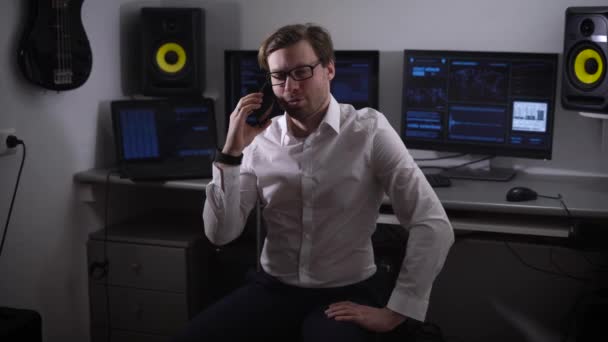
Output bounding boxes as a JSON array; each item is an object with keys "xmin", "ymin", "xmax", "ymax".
[{"xmin": 111, "ymin": 98, "xmax": 217, "ymax": 164}]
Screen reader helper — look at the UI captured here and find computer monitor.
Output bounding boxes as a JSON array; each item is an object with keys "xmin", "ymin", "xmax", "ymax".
[
  {"xmin": 401, "ymin": 49, "xmax": 558, "ymax": 180},
  {"xmin": 224, "ymin": 50, "xmax": 379, "ymax": 133},
  {"xmin": 332, "ymin": 50, "xmax": 379, "ymax": 110}
]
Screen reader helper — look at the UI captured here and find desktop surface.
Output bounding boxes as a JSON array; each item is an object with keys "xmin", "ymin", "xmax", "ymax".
[
  {"xmin": 424, "ymin": 173, "xmax": 608, "ymax": 219},
  {"xmin": 76, "ymin": 168, "xmax": 608, "ymax": 220}
]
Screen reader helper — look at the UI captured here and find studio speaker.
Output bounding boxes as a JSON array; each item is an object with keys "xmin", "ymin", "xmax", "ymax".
[
  {"xmin": 140, "ymin": 7, "xmax": 204, "ymax": 96},
  {"xmin": 561, "ymin": 7, "xmax": 608, "ymax": 114}
]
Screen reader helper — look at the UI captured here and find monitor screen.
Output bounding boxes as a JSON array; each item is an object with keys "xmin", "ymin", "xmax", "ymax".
[
  {"xmin": 332, "ymin": 50, "xmax": 379, "ymax": 110},
  {"xmin": 112, "ymin": 98, "xmax": 217, "ymax": 162},
  {"xmin": 401, "ymin": 50, "xmax": 558, "ymax": 159},
  {"xmin": 224, "ymin": 50, "xmax": 379, "ymax": 133}
]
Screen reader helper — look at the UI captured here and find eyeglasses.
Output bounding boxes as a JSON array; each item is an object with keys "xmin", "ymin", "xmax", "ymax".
[{"xmin": 267, "ymin": 61, "xmax": 322, "ymax": 86}]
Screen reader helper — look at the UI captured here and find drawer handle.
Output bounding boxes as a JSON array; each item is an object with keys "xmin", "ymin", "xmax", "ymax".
[{"xmin": 130, "ymin": 263, "xmax": 142, "ymax": 274}]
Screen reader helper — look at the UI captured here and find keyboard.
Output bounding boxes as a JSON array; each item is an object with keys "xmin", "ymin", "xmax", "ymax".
[{"xmin": 424, "ymin": 173, "xmax": 451, "ymax": 188}]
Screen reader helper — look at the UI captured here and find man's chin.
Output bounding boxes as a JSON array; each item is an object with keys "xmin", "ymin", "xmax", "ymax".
[
  {"xmin": 286, "ymin": 109, "xmax": 306, "ymax": 120},
  {"xmin": 283, "ymin": 104, "xmax": 307, "ymax": 117}
]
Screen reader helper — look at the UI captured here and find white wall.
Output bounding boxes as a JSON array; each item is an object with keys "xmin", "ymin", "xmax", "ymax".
[{"xmin": 0, "ymin": 0, "xmax": 606, "ymax": 341}]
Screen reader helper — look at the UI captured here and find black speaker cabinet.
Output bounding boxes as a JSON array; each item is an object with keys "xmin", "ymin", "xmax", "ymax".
[
  {"xmin": 140, "ymin": 7, "xmax": 204, "ymax": 96},
  {"xmin": 562, "ymin": 7, "xmax": 608, "ymax": 113}
]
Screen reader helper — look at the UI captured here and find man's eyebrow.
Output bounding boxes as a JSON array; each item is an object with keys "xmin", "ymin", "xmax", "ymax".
[{"xmin": 269, "ymin": 63, "xmax": 313, "ymax": 73}]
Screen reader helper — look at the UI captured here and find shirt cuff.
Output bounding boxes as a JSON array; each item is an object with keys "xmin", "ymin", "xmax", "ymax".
[
  {"xmin": 386, "ymin": 289, "xmax": 429, "ymax": 322},
  {"xmin": 212, "ymin": 162, "xmax": 240, "ymax": 192}
]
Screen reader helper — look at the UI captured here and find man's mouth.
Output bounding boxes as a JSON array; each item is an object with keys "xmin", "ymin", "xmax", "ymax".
[{"xmin": 286, "ymin": 98, "xmax": 303, "ymax": 105}]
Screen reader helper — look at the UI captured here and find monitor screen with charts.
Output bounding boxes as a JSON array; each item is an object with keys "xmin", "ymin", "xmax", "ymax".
[
  {"xmin": 401, "ymin": 50, "xmax": 558, "ymax": 161},
  {"xmin": 111, "ymin": 97, "xmax": 217, "ymax": 180}
]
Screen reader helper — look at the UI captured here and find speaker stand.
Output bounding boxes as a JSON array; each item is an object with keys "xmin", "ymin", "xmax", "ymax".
[{"xmin": 579, "ymin": 112, "xmax": 608, "ymax": 152}]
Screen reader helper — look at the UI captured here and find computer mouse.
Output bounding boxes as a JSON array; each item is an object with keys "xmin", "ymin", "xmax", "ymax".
[{"xmin": 506, "ymin": 186, "xmax": 538, "ymax": 202}]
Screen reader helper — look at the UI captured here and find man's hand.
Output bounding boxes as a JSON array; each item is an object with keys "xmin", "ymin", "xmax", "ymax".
[
  {"xmin": 223, "ymin": 92, "xmax": 273, "ymax": 156},
  {"xmin": 324, "ymin": 301, "xmax": 407, "ymax": 332}
]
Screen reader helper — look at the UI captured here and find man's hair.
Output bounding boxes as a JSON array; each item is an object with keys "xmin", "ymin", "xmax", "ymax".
[{"xmin": 258, "ymin": 23, "xmax": 335, "ymax": 71}]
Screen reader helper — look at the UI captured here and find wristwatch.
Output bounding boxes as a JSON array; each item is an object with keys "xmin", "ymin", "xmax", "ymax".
[{"xmin": 214, "ymin": 149, "xmax": 243, "ymax": 165}]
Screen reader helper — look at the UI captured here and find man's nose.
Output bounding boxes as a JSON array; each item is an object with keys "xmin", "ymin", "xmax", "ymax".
[{"xmin": 283, "ymin": 76, "xmax": 299, "ymax": 92}]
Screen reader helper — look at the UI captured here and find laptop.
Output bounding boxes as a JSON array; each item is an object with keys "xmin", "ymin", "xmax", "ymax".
[{"xmin": 111, "ymin": 97, "xmax": 217, "ymax": 181}]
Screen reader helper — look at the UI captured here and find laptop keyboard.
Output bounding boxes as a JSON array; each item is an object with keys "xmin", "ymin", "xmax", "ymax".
[{"xmin": 425, "ymin": 173, "xmax": 451, "ymax": 188}]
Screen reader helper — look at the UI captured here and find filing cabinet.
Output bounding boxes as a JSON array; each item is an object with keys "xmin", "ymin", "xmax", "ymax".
[{"xmin": 87, "ymin": 217, "xmax": 211, "ymax": 342}]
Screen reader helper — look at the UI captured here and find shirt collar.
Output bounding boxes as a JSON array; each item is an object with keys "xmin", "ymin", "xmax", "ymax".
[
  {"xmin": 278, "ymin": 95, "xmax": 341, "ymax": 144},
  {"xmin": 323, "ymin": 96, "xmax": 341, "ymax": 134}
]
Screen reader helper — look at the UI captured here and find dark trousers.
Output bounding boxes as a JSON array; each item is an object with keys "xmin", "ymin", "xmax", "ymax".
[{"xmin": 172, "ymin": 270, "xmax": 379, "ymax": 342}]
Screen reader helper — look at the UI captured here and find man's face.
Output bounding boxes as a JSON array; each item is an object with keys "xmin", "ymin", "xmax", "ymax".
[{"xmin": 267, "ymin": 40, "xmax": 335, "ymax": 121}]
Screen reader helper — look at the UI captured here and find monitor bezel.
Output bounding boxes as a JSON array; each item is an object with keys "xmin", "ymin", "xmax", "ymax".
[{"xmin": 401, "ymin": 49, "xmax": 558, "ymax": 160}]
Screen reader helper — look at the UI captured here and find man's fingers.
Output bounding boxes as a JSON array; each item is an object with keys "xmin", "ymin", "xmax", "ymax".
[
  {"xmin": 334, "ymin": 314, "xmax": 359, "ymax": 321},
  {"xmin": 242, "ymin": 103, "xmax": 262, "ymax": 115},
  {"xmin": 325, "ymin": 302, "xmax": 360, "ymax": 318},
  {"xmin": 236, "ymin": 93, "xmax": 263, "ymax": 111},
  {"xmin": 325, "ymin": 307, "xmax": 352, "ymax": 317}
]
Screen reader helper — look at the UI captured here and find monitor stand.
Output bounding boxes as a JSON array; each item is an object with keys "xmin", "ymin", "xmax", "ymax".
[{"xmin": 441, "ymin": 166, "xmax": 516, "ymax": 182}]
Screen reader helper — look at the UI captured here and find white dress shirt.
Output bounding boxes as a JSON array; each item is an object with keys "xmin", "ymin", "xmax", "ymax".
[{"xmin": 203, "ymin": 96, "xmax": 454, "ymax": 321}]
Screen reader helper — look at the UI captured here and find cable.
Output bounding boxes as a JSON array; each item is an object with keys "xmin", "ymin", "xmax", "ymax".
[
  {"xmin": 102, "ymin": 169, "xmax": 115, "ymax": 342},
  {"xmin": 540, "ymin": 193, "xmax": 576, "ymax": 244},
  {"xmin": 581, "ymin": 252, "xmax": 608, "ymax": 270},
  {"xmin": 503, "ymin": 241, "xmax": 592, "ymax": 282},
  {"xmin": 548, "ymin": 247, "xmax": 598, "ymax": 282},
  {"xmin": 414, "ymin": 153, "xmax": 467, "ymax": 162},
  {"xmin": 536, "ymin": 194, "xmax": 607, "ymax": 273},
  {"xmin": 419, "ymin": 155, "xmax": 495, "ymax": 172},
  {"xmin": 445, "ymin": 155, "xmax": 495, "ymax": 170},
  {"xmin": 0, "ymin": 135, "xmax": 25, "ymax": 259},
  {"xmin": 88, "ymin": 169, "xmax": 117, "ymax": 342}
]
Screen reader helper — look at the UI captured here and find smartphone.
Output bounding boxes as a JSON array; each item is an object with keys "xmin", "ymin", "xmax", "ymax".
[{"xmin": 246, "ymin": 81, "xmax": 276, "ymax": 127}]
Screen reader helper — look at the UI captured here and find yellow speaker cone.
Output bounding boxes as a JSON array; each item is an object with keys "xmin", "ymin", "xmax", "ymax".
[
  {"xmin": 155, "ymin": 42, "xmax": 187, "ymax": 73},
  {"xmin": 573, "ymin": 48, "xmax": 604, "ymax": 85}
]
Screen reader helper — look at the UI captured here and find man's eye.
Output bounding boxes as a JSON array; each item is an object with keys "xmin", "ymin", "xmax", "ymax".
[{"xmin": 292, "ymin": 69, "xmax": 308, "ymax": 78}]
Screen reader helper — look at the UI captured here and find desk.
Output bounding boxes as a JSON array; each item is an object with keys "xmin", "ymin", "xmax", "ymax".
[
  {"xmin": 75, "ymin": 168, "xmax": 608, "ymax": 342},
  {"xmin": 75, "ymin": 168, "xmax": 608, "ymax": 238}
]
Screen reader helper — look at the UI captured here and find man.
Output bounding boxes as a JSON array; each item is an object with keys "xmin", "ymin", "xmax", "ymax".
[{"xmin": 174, "ymin": 23, "xmax": 454, "ymax": 342}]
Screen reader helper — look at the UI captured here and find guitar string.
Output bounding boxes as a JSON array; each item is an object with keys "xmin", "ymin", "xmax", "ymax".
[
  {"xmin": 62, "ymin": 0, "xmax": 69, "ymax": 84},
  {"xmin": 56, "ymin": 0, "xmax": 64, "ymax": 84},
  {"xmin": 58, "ymin": 0, "xmax": 68, "ymax": 84},
  {"xmin": 61, "ymin": 0, "xmax": 67, "ymax": 84},
  {"xmin": 64, "ymin": 0, "xmax": 73, "ymax": 84},
  {"xmin": 54, "ymin": 0, "xmax": 59, "ymax": 83},
  {"xmin": 59, "ymin": 0, "xmax": 63, "ymax": 84},
  {"xmin": 66, "ymin": 0, "xmax": 72, "ymax": 82}
]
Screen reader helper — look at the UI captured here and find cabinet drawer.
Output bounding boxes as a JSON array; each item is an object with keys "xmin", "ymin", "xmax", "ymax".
[
  {"xmin": 88, "ymin": 240, "xmax": 187, "ymax": 292},
  {"xmin": 90, "ymin": 284, "xmax": 189, "ymax": 336}
]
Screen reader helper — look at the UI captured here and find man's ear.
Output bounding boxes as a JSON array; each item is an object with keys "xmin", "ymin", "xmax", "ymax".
[{"xmin": 326, "ymin": 60, "xmax": 335, "ymax": 81}]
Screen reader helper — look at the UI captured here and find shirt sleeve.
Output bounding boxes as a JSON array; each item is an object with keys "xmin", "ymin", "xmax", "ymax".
[
  {"xmin": 202, "ymin": 145, "xmax": 259, "ymax": 246},
  {"xmin": 371, "ymin": 114, "xmax": 455, "ymax": 322}
]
